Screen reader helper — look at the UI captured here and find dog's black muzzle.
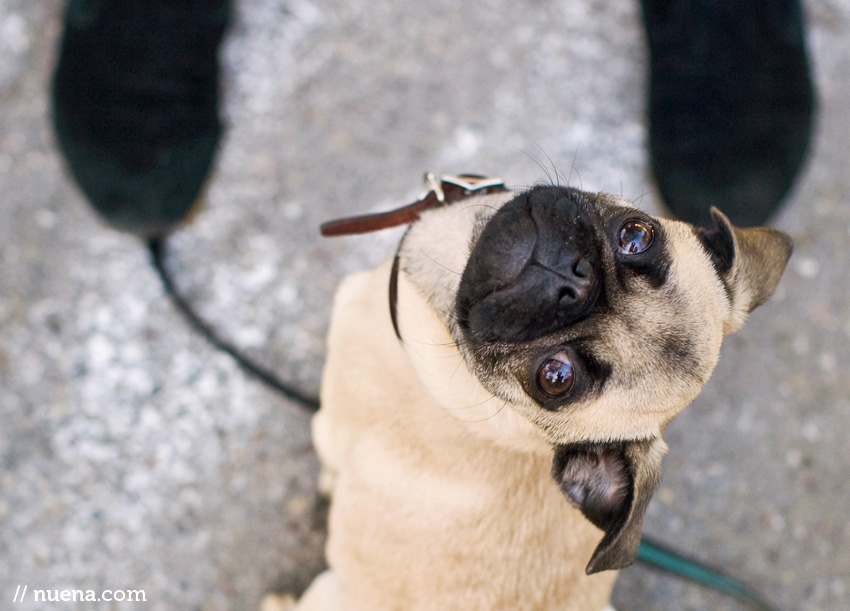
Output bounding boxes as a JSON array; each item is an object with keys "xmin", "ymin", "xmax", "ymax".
[{"xmin": 457, "ymin": 187, "xmax": 603, "ymax": 343}]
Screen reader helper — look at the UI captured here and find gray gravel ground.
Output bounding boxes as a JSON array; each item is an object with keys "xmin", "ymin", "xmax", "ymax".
[{"xmin": 1, "ymin": 0, "xmax": 848, "ymax": 609}]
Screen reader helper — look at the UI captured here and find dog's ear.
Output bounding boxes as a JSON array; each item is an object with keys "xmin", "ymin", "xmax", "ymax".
[
  {"xmin": 552, "ymin": 439, "xmax": 665, "ymax": 574},
  {"xmin": 696, "ymin": 207, "xmax": 793, "ymax": 333}
]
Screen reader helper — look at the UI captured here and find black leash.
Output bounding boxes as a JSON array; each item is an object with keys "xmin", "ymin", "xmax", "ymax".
[{"xmin": 147, "ymin": 236, "xmax": 320, "ymax": 411}]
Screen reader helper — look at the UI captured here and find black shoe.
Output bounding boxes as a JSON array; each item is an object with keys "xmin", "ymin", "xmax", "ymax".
[
  {"xmin": 641, "ymin": 0, "xmax": 815, "ymax": 227},
  {"xmin": 51, "ymin": 0, "xmax": 231, "ymax": 238}
]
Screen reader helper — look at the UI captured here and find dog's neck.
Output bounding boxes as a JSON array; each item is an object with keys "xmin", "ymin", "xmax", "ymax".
[{"xmin": 394, "ymin": 262, "xmax": 551, "ymax": 455}]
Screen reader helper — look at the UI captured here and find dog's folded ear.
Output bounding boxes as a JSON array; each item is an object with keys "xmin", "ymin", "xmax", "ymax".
[
  {"xmin": 697, "ymin": 207, "xmax": 793, "ymax": 333},
  {"xmin": 551, "ymin": 438, "xmax": 665, "ymax": 574}
]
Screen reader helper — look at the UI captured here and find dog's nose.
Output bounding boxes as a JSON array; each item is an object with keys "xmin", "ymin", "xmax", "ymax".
[
  {"xmin": 457, "ymin": 187, "xmax": 602, "ymax": 343},
  {"xmin": 556, "ymin": 255, "xmax": 595, "ymax": 306}
]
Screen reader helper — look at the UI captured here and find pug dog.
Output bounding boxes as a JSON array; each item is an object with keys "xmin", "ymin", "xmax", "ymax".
[{"xmin": 263, "ymin": 176, "xmax": 792, "ymax": 611}]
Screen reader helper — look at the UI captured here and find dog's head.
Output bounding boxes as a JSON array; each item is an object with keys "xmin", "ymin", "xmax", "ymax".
[{"xmin": 391, "ymin": 184, "xmax": 791, "ymax": 573}]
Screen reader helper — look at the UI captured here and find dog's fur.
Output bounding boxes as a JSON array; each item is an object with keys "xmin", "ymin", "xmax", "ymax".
[{"xmin": 265, "ymin": 185, "xmax": 792, "ymax": 611}]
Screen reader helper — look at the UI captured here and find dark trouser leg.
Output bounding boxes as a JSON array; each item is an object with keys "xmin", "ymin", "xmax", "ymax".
[
  {"xmin": 52, "ymin": 0, "xmax": 231, "ymax": 238},
  {"xmin": 641, "ymin": 0, "xmax": 814, "ymax": 227}
]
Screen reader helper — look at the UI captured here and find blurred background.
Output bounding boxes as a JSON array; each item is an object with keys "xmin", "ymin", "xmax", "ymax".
[{"xmin": 1, "ymin": 0, "xmax": 848, "ymax": 609}]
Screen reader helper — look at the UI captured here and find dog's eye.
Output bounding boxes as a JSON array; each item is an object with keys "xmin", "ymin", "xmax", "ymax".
[
  {"xmin": 618, "ymin": 219, "xmax": 654, "ymax": 254},
  {"xmin": 537, "ymin": 353, "xmax": 575, "ymax": 398}
]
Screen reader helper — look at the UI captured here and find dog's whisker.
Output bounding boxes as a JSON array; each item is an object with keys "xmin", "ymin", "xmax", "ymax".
[
  {"xmin": 542, "ymin": 151, "xmax": 559, "ymax": 187},
  {"xmin": 441, "ymin": 403, "xmax": 480, "ymax": 414},
  {"xmin": 442, "ymin": 394, "xmax": 504, "ymax": 419},
  {"xmin": 419, "ymin": 249, "xmax": 462, "ymax": 276},
  {"xmin": 458, "ymin": 202, "xmax": 502, "ymax": 217},
  {"xmin": 519, "ymin": 146, "xmax": 555, "ymax": 186},
  {"xmin": 538, "ymin": 145, "xmax": 570, "ymax": 189},
  {"xmin": 448, "ymin": 397, "xmax": 508, "ymax": 422},
  {"xmin": 407, "ymin": 329, "xmax": 470, "ymax": 353},
  {"xmin": 446, "ymin": 351, "xmax": 472, "ymax": 388},
  {"xmin": 442, "ymin": 310, "xmax": 462, "ymax": 325},
  {"xmin": 567, "ymin": 148, "xmax": 583, "ymax": 190},
  {"xmin": 631, "ymin": 188, "xmax": 661, "ymax": 211},
  {"xmin": 408, "ymin": 335, "xmax": 466, "ymax": 354},
  {"xmin": 520, "ymin": 145, "xmax": 576, "ymax": 190},
  {"xmin": 446, "ymin": 394, "xmax": 497, "ymax": 411},
  {"xmin": 413, "ymin": 338, "xmax": 461, "ymax": 349}
]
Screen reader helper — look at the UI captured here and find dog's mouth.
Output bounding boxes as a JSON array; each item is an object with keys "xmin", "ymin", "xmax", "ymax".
[{"xmin": 456, "ymin": 187, "xmax": 603, "ymax": 344}]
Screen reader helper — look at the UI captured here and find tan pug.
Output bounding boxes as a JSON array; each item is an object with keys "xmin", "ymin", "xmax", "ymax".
[{"xmin": 264, "ymin": 178, "xmax": 792, "ymax": 611}]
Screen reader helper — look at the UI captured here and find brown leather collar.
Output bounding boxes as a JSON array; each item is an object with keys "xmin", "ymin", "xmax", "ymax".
[
  {"xmin": 320, "ymin": 173, "xmax": 507, "ymax": 236},
  {"xmin": 320, "ymin": 173, "xmax": 509, "ymax": 340}
]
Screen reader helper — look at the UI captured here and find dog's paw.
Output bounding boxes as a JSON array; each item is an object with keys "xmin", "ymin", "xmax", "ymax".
[{"xmin": 259, "ymin": 593, "xmax": 297, "ymax": 611}]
